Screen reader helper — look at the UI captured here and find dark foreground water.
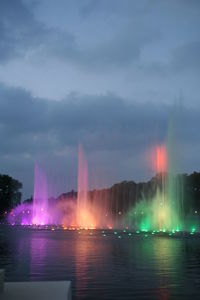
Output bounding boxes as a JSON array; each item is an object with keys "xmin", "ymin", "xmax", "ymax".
[{"xmin": 1, "ymin": 226, "xmax": 200, "ymax": 299}]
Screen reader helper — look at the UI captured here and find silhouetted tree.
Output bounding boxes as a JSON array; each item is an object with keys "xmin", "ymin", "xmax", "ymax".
[{"xmin": 0, "ymin": 174, "xmax": 22, "ymax": 218}]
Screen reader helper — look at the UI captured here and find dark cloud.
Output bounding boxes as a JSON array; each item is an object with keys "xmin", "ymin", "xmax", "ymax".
[
  {"xmin": 0, "ymin": 83, "xmax": 199, "ymax": 198},
  {"xmin": 0, "ymin": 83, "xmax": 48, "ymax": 133},
  {"xmin": 172, "ymin": 41, "xmax": 200, "ymax": 72},
  {"xmin": 0, "ymin": 0, "xmax": 75, "ymax": 64},
  {"xmin": 80, "ymin": 0, "xmax": 154, "ymax": 18},
  {"xmin": 0, "ymin": 0, "xmax": 47, "ymax": 62},
  {"xmin": 0, "ymin": 84, "xmax": 168, "ymax": 155},
  {"xmin": 0, "ymin": 0, "xmax": 159, "ymax": 69},
  {"xmin": 0, "ymin": 1, "xmax": 200, "ymax": 198},
  {"xmin": 1, "ymin": 0, "xmax": 199, "ymax": 75}
]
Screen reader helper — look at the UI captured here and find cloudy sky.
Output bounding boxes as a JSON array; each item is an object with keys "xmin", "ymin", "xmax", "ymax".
[{"xmin": 0, "ymin": 0, "xmax": 200, "ymax": 199}]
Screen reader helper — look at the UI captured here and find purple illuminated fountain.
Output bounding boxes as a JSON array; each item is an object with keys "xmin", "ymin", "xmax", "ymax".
[
  {"xmin": 8, "ymin": 146, "xmax": 112, "ymax": 228},
  {"xmin": 7, "ymin": 143, "xmax": 199, "ymax": 233},
  {"xmin": 7, "ymin": 163, "xmax": 50, "ymax": 226},
  {"xmin": 32, "ymin": 164, "xmax": 49, "ymax": 225}
]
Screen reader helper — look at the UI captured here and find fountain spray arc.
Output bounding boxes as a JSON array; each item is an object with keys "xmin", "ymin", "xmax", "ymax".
[
  {"xmin": 76, "ymin": 144, "xmax": 96, "ymax": 229},
  {"xmin": 129, "ymin": 143, "xmax": 183, "ymax": 232},
  {"xmin": 7, "ymin": 142, "xmax": 188, "ymax": 231},
  {"xmin": 32, "ymin": 163, "xmax": 50, "ymax": 225}
]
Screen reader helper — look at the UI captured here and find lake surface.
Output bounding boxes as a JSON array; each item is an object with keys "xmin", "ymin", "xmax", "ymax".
[{"xmin": 1, "ymin": 226, "xmax": 200, "ymax": 299}]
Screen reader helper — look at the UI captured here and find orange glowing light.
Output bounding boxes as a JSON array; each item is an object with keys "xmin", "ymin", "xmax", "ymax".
[{"xmin": 151, "ymin": 144, "xmax": 168, "ymax": 173}]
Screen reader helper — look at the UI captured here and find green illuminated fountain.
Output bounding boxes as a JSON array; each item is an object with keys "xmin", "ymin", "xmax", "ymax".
[{"xmin": 128, "ymin": 140, "xmax": 184, "ymax": 233}]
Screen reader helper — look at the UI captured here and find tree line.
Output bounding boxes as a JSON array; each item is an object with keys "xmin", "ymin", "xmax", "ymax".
[
  {"xmin": 1, "ymin": 171, "xmax": 200, "ymax": 220},
  {"xmin": 0, "ymin": 174, "xmax": 22, "ymax": 219}
]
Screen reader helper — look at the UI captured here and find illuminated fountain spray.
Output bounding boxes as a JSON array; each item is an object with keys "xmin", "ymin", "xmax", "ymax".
[
  {"xmin": 151, "ymin": 145, "xmax": 169, "ymax": 230},
  {"xmin": 8, "ymin": 144, "xmax": 186, "ymax": 231},
  {"xmin": 151, "ymin": 144, "xmax": 181, "ymax": 231},
  {"xmin": 76, "ymin": 145, "xmax": 96, "ymax": 229},
  {"xmin": 32, "ymin": 164, "xmax": 49, "ymax": 225},
  {"xmin": 130, "ymin": 143, "xmax": 182, "ymax": 232}
]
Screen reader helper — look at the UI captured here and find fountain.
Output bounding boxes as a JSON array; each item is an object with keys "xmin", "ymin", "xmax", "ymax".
[
  {"xmin": 32, "ymin": 164, "xmax": 49, "ymax": 225},
  {"xmin": 76, "ymin": 144, "xmax": 96, "ymax": 229},
  {"xmin": 6, "ymin": 142, "xmax": 199, "ymax": 233},
  {"xmin": 127, "ymin": 143, "xmax": 183, "ymax": 232}
]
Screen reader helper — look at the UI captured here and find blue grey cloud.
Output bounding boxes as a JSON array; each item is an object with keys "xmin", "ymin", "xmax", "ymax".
[
  {"xmin": 0, "ymin": 0, "xmax": 47, "ymax": 62},
  {"xmin": 172, "ymin": 41, "xmax": 200, "ymax": 72},
  {"xmin": 0, "ymin": 83, "xmax": 199, "ymax": 198},
  {"xmin": 0, "ymin": 0, "xmax": 159, "ymax": 68},
  {"xmin": 0, "ymin": 0, "xmax": 200, "ymax": 198}
]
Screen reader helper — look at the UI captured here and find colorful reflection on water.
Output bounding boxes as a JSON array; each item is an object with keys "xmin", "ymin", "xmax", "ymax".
[{"xmin": 1, "ymin": 226, "xmax": 200, "ymax": 299}]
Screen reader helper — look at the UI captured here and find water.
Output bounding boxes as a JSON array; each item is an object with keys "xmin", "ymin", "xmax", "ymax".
[
  {"xmin": 9, "ymin": 143, "xmax": 195, "ymax": 231},
  {"xmin": 76, "ymin": 144, "xmax": 96, "ymax": 229},
  {"xmin": 128, "ymin": 144, "xmax": 184, "ymax": 232},
  {"xmin": 1, "ymin": 226, "xmax": 200, "ymax": 299},
  {"xmin": 8, "ymin": 142, "xmax": 199, "ymax": 233},
  {"xmin": 32, "ymin": 164, "xmax": 49, "ymax": 225}
]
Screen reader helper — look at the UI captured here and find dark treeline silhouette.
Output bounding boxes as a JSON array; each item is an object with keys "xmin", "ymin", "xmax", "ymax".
[
  {"xmin": 2, "ymin": 172, "xmax": 200, "ymax": 218},
  {"xmin": 0, "ymin": 174, "xmax": 22, "ymax": 218},
  {"xmin": 58, "ymin": 171, "xmax": 200, "ymax": 216}
]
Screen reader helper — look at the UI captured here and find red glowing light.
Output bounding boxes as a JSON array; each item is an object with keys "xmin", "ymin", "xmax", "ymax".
[{"xmin": 151, "ymin": 144, "xmax": 168, "ymax": 173}]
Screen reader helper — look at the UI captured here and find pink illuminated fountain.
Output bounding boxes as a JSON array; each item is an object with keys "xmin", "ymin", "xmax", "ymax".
[
  {"xmin": 8, "ymin": 145, "xmax": 115, "ymax": 228},
  {"xmin": 32, "ymin": 164, "xmax": 49, "ymax": 225}
]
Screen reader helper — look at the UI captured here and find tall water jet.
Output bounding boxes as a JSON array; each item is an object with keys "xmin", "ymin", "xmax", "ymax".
[
  {"xmin": 32, "ymin": 163, "xmax": 49, "ymax": 225},
  {"xmin": 76, "ymin": 145, "xmax": 96, "ymax": 229},
  {"xmin": 151, "ymin": 145, "xmax": 169, "ymax": 230},
  {"xmin": 128, "ymin": 143, "xmax": 183, "ymax": 232}
]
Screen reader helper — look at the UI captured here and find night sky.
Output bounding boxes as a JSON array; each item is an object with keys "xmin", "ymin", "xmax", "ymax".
[{"xmin": 0, "ymin": 0, "xmax": 200, "ymax": 199}]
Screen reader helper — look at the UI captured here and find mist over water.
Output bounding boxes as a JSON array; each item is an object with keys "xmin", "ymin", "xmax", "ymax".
[
  {"xmin": 7, "ymin": 141, "xmax": 199, "ymax": 233},
  {"xmin": 76, "ymin": 144, "xmax": 96, "ymax": 229},
  {"xmin": 128, "ymin": 143, "xmax": 183, "ymax": 232},
  {"xmin": 32, "ymin": 164, "xmax": 49, "ymax": 226}
]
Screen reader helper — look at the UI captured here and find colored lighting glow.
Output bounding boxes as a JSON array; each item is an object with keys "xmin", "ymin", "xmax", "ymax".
[
  {"xmin": 154, "ymin": 145, "xmax": 168, "ymax": 173},
  {"xmin": 6, "ymin": 143, "xmax": 199, "ymax": 233},
  {"xmin": 127, "ymin": 143, "xmax": 184, "ymax": 232},
  {"xmin": 32, "ymin": 164, "xmax": 49, "ymax": 225}
]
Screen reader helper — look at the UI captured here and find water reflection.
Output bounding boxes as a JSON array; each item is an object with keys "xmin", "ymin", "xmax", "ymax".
[
  {"xmin": 1, "ymin": 227, "xmax": 200, "ymax": 300},
  {"xmin": 75, "ymin": 236, "xmax": 89, "ymax": 299},
  {"xmin": 30, "ymin": 235, "xmax": 47, "ymax": 279},
  {"xmin": 152, "ymin": 239, "xmax": 175, "ymax": 300}
]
